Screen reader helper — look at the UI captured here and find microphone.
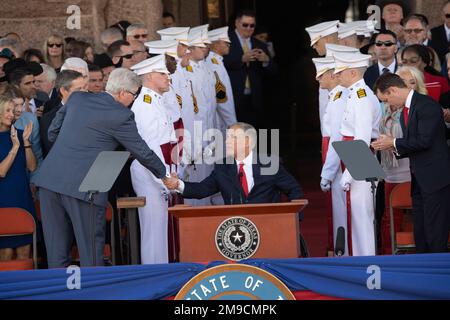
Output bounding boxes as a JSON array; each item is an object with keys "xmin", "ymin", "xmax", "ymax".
[{"xmin": 335, "ymin": 227, "xmax": 346, "ymax": 257}]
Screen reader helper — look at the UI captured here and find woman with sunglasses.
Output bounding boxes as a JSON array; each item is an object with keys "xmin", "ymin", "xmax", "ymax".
[
  {"xmin": 43, "ymin": 35, "xmax": 65, "ymax": 72},
  {"xmin": 401, "ymin": 44, "xmax": 450, "ymax": 102}
]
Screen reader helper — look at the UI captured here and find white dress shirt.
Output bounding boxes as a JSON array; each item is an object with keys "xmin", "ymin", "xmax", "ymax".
[
  {"xmin": 445, "ymin": 24, "xmax": 450, "ymax": 42},
  {"xmin": 177, "ymin": 152, "xmax": 255, "ymax": 193},
  {"xmin": 394, "ymin": 89, "xmax": 414, "ymax": 152},
  {"xmin": 236, "ymin": 151, "xmax": 255, "ymax": 193},
  {"xmin": 378, "ymin": 60, "xmax": 396, "ymax": 75}
]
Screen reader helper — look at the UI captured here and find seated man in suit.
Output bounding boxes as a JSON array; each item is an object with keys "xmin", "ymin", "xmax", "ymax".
[{"xmin": 167, "ymin": 122, "xmax": 303, "ymax": 204}]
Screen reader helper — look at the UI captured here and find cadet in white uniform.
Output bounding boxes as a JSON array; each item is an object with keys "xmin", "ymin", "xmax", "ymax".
[
  {"xmin": 145, "ymin": 39, "xmax": 186, "ymax": 170},
  {"xmin": 305, "ymin": 20, "xmax": 340, "ymax": 136},
  {"xmin": 173, "ymin": 30, "xmax": 217, "ymax": 206},
  {"xmin": 207, "ymin": 26, "xmax": 237, "ymax": 133},
  {"xmin": 129, "ymin": 55, "xmax": 177, "ymax": 264},
  {"xmin": 312, "ymin": 56, "xmax": 349, "ymax": 256},
  {"xmin": 334, "ymin": 52, "xmax": 382, "ymax": 256},
  {"xmin": 156, "ymin": 27, "xmax": 194, "ymax": 179}
]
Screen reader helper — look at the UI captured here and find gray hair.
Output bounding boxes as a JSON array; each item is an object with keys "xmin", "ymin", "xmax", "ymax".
[
  {"xmin": 61, "ymin": 57, "xmax": 89, "ymax": 77},
  {"xmin": 40, "ymin": 63, "xmax": 57, "ymax": 82},
  {"xmin": 55, "ymin": 70, "xmax": 83, "ymax": 92},
  {"xmin": 105, "ymin": 68, "xmax": 142, "ymax": 94},
  {"xmin": 126, "ymin": 23, "xmax": 147, "ymax": 36},
  {"xmin": 101, "ymin": 27, "xmax": 123, "ymax": 44}
]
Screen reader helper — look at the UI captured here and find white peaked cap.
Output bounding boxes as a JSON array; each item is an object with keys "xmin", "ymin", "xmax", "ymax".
[
  {"xmin": 208, "ymin": 26, "xmax": 231, "ymax": 43},
  {"xmin": 145, "ymin": 40, "xmax": 179, "ymax": 58},
  {"xmin": 190, "ymin": 24, "xmax": 211, "ymax": 44},
  {"xmin": 325, "ymin": 43, "xmax": 360, "ymax": 57},
  {"xmin": 131, "ymin": 54, "xmax": 170, "ymax": 76},
  {"xmin": 157, "ymin": 27, "xmax": 190, "ymax": 46},
  {"xmin": 188, "ymin": 30, "xmax": 206, "ymax": 48},
  {"xmin": 305, "ymin": 20, "xmax": 339, "ymax": 46},
  {"xmin": 312, "ymin": 57, "xmax": 335, "ymax": 79},
  {"xmin": 338, "ymin": 22, "xmax": 359, "ymax": 39},
  {"xmin": 361, "ymin": 20, "xmax": 378, "ymax": 38},
  {"xmin": 333, "ymin": 52, "xmax": 371, "ymax": 74}
]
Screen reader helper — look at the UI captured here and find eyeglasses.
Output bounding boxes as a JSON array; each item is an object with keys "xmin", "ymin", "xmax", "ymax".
[
  {"xmin": 133, "ymin": 34, "xmax": 148, "ymax": 39},
  {"xmin": 404, "ymin": 28, "xmax": 425, "ymax": 34},
  {"xmin": 125, "ymin": 90, "xmax": 138, "ymax": 99},
  {"xmin": 47, "ymin": 43, "xmax": 63, "ymax": 48},
  {"xmin": 375, "ymin": 41, "xmax": 395, "ymax": 47},
  {"xmin": 241, "ymin": 23, "xmax": 255, "ymax": 29}
]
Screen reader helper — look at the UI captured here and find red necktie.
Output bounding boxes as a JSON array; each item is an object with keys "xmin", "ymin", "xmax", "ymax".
[
  {"xmin": 239, "ymin": 163, "xmax": 249, "ymax": 197},
  {"xmin": 403, "ymin": 107, "xmax": 409, "ymax": 127}
]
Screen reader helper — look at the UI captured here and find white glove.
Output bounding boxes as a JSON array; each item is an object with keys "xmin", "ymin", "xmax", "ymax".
[
  {"xmin": 320, "ymin": 178, "xmax": 331, "ymax": 192},
  {"xmin": 340, "ymin": 170, "xmax": 353, "ymax": 192}
]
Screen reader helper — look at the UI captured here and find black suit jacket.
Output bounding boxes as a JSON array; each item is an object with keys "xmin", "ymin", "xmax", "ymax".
[
  {"xmin": 430, "ymin": 25, "xmax": 449, "ymax": 63},
  {"xmin": 182, "ymin": 155, "xmax": 303, "ymax": 204},
  {"xmin": 396, "ymin": 91, "xmax": 450, "ymax": 193},
  {"xmin": 223, "ymin": 30, "xmax": 276, "ymax": 110},
  {"xmin": 40, "ymin": 101, "xmax": 62, "ymax": 157},
  {"xmin": 364, "ymin": 61, "xmax": 398, "ymax": 91}
]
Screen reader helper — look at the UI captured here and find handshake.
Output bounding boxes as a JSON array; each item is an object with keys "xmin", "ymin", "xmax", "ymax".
[{"xmin": 162, "ymin": 172, "xmax": 181, "ymax": 190}]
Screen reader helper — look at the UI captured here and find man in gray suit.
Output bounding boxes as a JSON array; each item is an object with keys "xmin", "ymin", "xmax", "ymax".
[{"xmin": 34, "ymin": 68, "xmax": 175, "ymax": 268}]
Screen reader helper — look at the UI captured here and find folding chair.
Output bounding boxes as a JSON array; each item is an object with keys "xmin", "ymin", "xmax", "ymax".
[
  {"xmin": 389, "ymin": 182, "xmax": 414, "ymax": 254},
  {"xmin": 0, "ymin": 208, "xmax": 37, "ymax": 271}
]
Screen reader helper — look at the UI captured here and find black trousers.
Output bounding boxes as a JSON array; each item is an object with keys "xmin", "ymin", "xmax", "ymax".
[{"xmin": 412, "ymin": 175, "xmax": 450, "ymax": 253}]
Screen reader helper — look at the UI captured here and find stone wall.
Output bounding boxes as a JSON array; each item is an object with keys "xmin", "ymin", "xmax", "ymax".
[{"xmin": 0, "ymin": 0, "xmax": 162, "ymax": 53}]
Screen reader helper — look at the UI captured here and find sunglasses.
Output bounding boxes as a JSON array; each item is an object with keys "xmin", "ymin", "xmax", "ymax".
[
  {"xmin": 404, "ymin": 28, "xmax": 425, "ymax": 34},
  {"xmin": 48, "ymin": 43, "xmax": 63, "ymax": 48},
  {"xmin": 118, "ymin": 53, "xmax": 134, "ymax": 60},
  {"xmin": 242, "ymin": 23, "xmax": 255, "ymax": 29},
  {"xmin": 133, "ymin": 34, "xmax": 148, "ymax": 39},
  {"xmin": 445, "ymin": 14, "xmax": 450, "ymax": 19},
  {"xmin": 375, "ymin": 41, "xmax": 395, "ymax": 47}
]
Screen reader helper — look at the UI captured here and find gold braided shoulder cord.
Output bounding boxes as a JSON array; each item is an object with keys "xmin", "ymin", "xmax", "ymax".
[{"xmin": 189, "ymin": 80, "xmax": 199, "ymax": 114}]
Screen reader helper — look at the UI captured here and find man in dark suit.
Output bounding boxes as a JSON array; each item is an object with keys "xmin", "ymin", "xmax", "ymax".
[
  {"xmin": 223, "ymin": 10, "xmax": 276, "ymax": 129},
  {"xmin": 363, "ymin": 30, "xmax": 398, "ymax": 91},
  {"xmin": 39, "ymin": 70, "xmax": 85, "ymax": 157},
  {"xmin": 34, "ymin": 68, "xmax": 176, "ymax": 268},
  {"xmin": 430, "ymin": 1, "xmax": 450, "ymax": 64},
  {"xmin": 168, "ymin": 122, "xmax": 302, "ymax": 204},
  {"xmin": 372, "ymin": 73, "xmax": 450, "ymax": 253}
]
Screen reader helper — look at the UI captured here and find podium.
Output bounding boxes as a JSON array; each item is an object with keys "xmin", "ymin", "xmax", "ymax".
[{"xmin": 168, "ymin": 200, "xmax": 308, "ymax": 262}]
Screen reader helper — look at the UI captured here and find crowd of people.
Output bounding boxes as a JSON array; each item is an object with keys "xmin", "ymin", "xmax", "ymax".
[
  {"xmin": 0, "ymin": 9, "xmax": 285, "ymax": 267},
  {"xmin": 307, "ymin": 0, "xmax": 450, "ymax": 257}
]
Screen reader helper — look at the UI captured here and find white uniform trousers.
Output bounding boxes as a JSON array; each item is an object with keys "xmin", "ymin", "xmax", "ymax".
[
  {"xmin": 131, "ymin": 161, "xmax": 169, "ymax": 264},
  {"xmin": 348, "ymin": 179, "xmax": 375, "ymax": 256},
  {"xmin": 330, "ymin": 169, "xmax": 348, "ymax": 255}
]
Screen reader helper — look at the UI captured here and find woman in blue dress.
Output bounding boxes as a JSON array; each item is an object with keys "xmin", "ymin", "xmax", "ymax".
[{"xmin": 0, "ymin": 92, "xmax": 37, "ymax": 261}]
